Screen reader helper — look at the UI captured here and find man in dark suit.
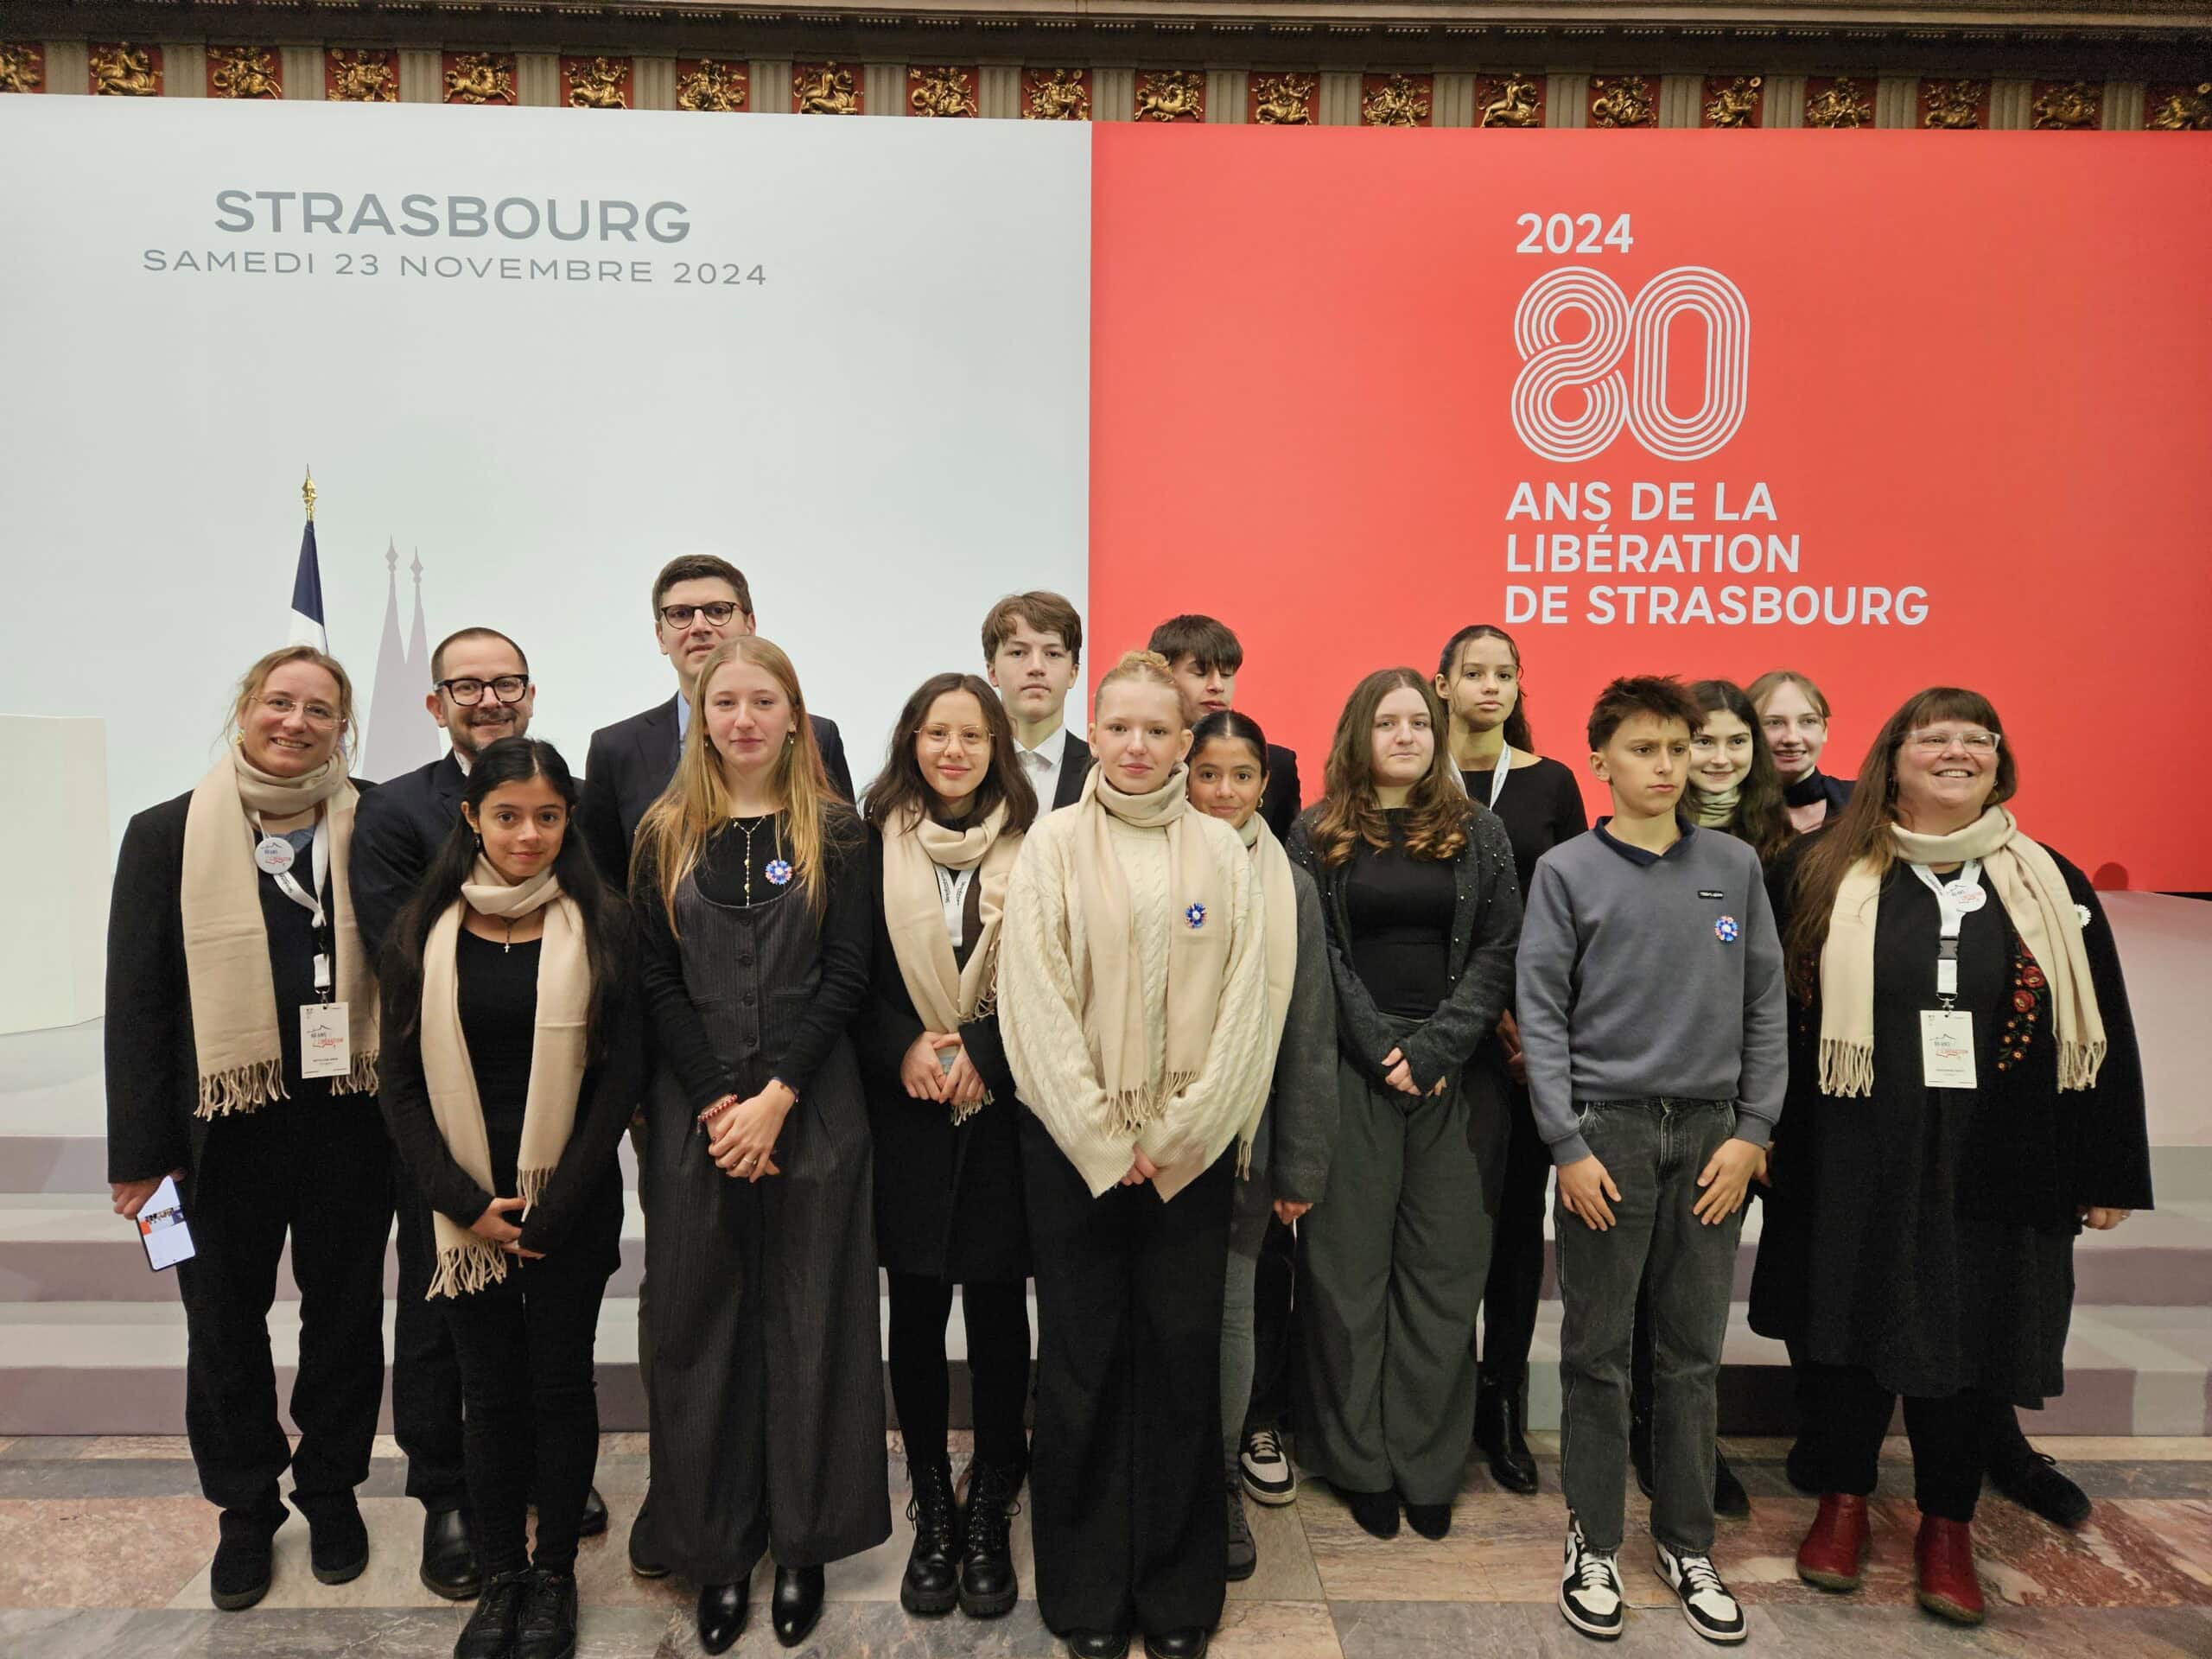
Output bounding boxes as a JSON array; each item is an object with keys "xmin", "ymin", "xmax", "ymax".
[
  {"xmin": 1147, "ymin": 613, "xmax": 1301, "ymax": 838},
  {"xmin": 348, "ymin": 626, "xmax": 608, "ymax": 1599},
  {"xmin": 983, "ymin": 589, "xmax": 1092, "ymax": 811}
]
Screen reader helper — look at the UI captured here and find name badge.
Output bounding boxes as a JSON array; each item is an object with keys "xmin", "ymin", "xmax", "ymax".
[
  {"xmin": 1920, "ymin": 1009, "xmax": 1976, "ymax": 1089},
  {"xmin": 301, "ymin": 1002, "xmax": 352, "ymax": 1079},
  {"xmin": 254, "ymin": 835, "xmax": 296, "ymax": 874}
]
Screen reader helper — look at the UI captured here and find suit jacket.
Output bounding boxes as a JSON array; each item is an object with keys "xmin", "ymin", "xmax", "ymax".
[
  {"xmin": 349, "ymin": 752, "xmax": 467, "ymax": 962},
  {"xmin": 1261, "ymin": 744, "xmax": 1301, "ymax": 842},
  {"xmin": 1052, "ymin": 728, "xmax": 1094, "ymax": 810},
  {"xmin": 576, "ymin": 695, "xmax": 852, "ymax": 889}
]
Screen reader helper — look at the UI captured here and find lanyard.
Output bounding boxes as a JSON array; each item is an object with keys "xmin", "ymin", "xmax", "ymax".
[
  {"xmin": 1910, "ymin": 859, "xmax": 1982, "ymax": 1005},
  {"xmin": 252, "ymin": 811, "xmax": 334, "ymax": 997},
  {"xmin": 1486, "ymin": 742, "xmax": 1513, "ymax": 810}
]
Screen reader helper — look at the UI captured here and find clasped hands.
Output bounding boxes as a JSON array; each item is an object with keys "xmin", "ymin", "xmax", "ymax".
[
  {"xmin": 900, "ymin": 1032, "xmax": 985, "ymax": 1110},
  {"xmin": 702, "ymin": 1080, "xmax": 797, "ymax": 1182},
  {"xmin": 471, "ymin": 1195, "xmax": 544, "ymax": 1258}
]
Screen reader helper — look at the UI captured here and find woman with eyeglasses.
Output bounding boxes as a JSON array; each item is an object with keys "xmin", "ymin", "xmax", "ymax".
[
  {"xmin": 105, "ymin": 646, "xmax": 390, "ymax": 1614},
  {"xmin": 1749, "ymin": 670, "xmax": 1853, "ymax": 836},
  {"xmin": 1751, "ymin": 689, "xmax": 2151, "ymax": 1627}
]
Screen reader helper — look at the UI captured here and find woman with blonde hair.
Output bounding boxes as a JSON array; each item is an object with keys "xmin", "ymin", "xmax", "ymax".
[
  {"xmin": 630, "ymin": 637, "xmax": 888, "ymax": 1653},
  {"xmin": 1001, "ymin": 649, "xmax": 1273, "ymax": 1659},
  {"xmin": 105, "ymin": 646, "xmax": 387, "ymax": 1613}
]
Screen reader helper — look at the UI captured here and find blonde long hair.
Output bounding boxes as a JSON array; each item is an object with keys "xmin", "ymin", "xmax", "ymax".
[{"xmin": 632, "ymin": 637, "xmax": 845, "ymax": 930}]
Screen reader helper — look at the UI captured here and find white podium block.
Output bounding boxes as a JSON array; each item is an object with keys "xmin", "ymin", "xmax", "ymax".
[{"xmin": 0, "ymin": 715, "xmax": 110, "ymax": 1033}]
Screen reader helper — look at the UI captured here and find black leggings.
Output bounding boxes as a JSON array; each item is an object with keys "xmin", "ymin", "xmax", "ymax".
[
  {"xmin": 886, "ymin": 1272, "xmax": 1032, "ymax": 1470},
  {"xmin": 1797, "ymin": 1362, "xmax": 1984, "ymax": 1522},
  {"xmin": 443, "ymin": 1255, "xmax": 612, "ymax": 1574}
]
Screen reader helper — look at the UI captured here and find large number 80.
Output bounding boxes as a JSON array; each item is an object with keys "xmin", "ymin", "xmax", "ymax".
[{"xmin": 1510, "ymin": 266, "xmax": 1750, "ymax": 463}]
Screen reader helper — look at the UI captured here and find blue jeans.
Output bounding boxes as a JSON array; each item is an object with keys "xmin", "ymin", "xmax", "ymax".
[{"xmin": 1554, "ymin": 1098, "xmax": 1743, "ymax": 1555}]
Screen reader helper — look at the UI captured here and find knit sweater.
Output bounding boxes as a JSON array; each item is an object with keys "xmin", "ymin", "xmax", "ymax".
[{"xmin": 1000, "ymin": 802, "xmax": 1272, "ymax": 1201}]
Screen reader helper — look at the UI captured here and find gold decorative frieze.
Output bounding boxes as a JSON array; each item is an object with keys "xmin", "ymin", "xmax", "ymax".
[
  {"xmin": 565, "ymin": 55, "xmax": 630, "ymax": 110},
  {"xmin": 1703, "ymin": 75, "xmax": 1762, "ymax": 129},
  {"xmin": 1589, "ymin": 75, "xmax": 1656, "ymax": 129},
  {"xmin": 1475, "ymin": 73, "xmax": 1542, "ymax": 129},
  {"xmin": 909, "ymin": 65, "xmax": 978, "ymax": 118},
  {"xmin": 2030, "ymin": 82, "xmax": 2100, "ymax": 130},
  {"xmin": 2146, "ymin": 82, "xmax": 2211, "ymax": 131},
  {"xmin": 1804, "ymin": 76, "xmax": 1873, "ymax": 129},
  {"xmin": 1362, "ymin": 73, "xmax": 1431, "ymax": 128},
  {"xmin": 1022, "ymin": 67, "xmax": 1090, "ymax": 122},
  {"xmin": 1249, "ymin": 71, "xmax": 1316, "ymax": 126},
  {"xmin": 209, "ymin": 46, "xmax": 282, "ymax": 100},
  {"xmin": 327, "ymin": 48, "xmax": 398, "ymax": 104},
  {"xmin": 794, "ymin": 61, "xmax": 861, "ymax": 115},
  {"xmin": 444, "ymin": 52, "xmax": 517, "ymax": 105},
  {"xmin": 0, "ymin": 42, "xmax": 43, "ymax": 94},
  {"xmin": 1135, "ymin": 69, "xmax": 1205, "ymax": 122},
  {"xmin": 91, "ymin": 43, "xmax": 162, "ymax": 97},
  {"xmin": 676, "ymin": 59, "xmax": 747, "ymax": 113},
  {"xmin": 1922, "ymin": 79, "xmax": 1987, "ymax": 129}
]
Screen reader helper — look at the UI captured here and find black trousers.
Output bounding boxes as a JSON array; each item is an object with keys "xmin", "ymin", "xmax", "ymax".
[
  {"xmin": 392, "ymin": 1181, "xmax": 470, "ymax": 1513},
  {"xmin": 1476, "ymin": 1084, "xmax": 1550, "ymax": 1390},
  {"xmin": 1244, "ymin": 1216, "xmax": 1297, "ymax": 1436},
  {"xmin": 886, "ymin": 1272, "xmax": 1031, "ymax": 1471},
  {"xmin": 1020, "ymin": 1112, "xmax": 1230, "ymax": 1637},
  {"xmin": 443, "ymin": 1252, "xmax": 613, "ymax": 1575},
  {"xmin": 176, "ymin": 1101, "xmax": 391, "ymax": 1520},
  {"xmin": 1799, "ymin": 1362, "xmax": 1984, "ymax": 1522}
]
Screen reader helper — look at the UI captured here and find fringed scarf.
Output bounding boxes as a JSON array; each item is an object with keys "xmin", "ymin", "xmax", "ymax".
[{"xmin": 1234, "ymin": 811, "xmax": 1299, "ymax": 1178}]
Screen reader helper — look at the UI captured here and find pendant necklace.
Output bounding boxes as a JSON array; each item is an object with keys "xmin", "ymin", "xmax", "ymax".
[{"xmin": 502, "ymin": 917, "xmax": 516, "ymax": 955}]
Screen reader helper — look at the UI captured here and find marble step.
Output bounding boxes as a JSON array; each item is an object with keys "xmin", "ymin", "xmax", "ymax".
[{"xmin": 3, "ymin": 1296, "xmax": 2208, "ymax": 1440}]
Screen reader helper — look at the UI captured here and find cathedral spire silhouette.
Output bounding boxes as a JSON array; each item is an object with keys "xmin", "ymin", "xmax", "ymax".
[{"xmin": 363, "ymin": 539, "xmax": 442, "ymax": 780}]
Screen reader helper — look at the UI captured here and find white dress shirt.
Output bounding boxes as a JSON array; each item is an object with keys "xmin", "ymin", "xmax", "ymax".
[{"xmin": 1014, "ymin": 727, "xmax": 1065, "ymax": 811}]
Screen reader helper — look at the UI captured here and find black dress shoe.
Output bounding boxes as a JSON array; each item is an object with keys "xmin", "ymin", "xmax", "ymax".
[
  {"xmin": 455, "ymin": 1568, "xmax": 531, "ymax": 1659},
  {"xmin": 1144, "ymin": 1630, "xmax": 1210, "ymax": 1659},
  {"xmin": 901, "ymin": 1458, "xmax": 963, "ymax": 1616},
  {"xmin": 210, "ymin": 1506, "xmax": 283, "ymax": 1612},
  {"xmin": 696, "ymin": 1580, "xmax": 748, "ymax": 1656},
  {"xmin": 1404, "ymin": 1501, "xmax": 1452, "ymax": 1541},
  {"xmin": 1990, "ymin": 1445, "xmax": 2092, "ymax": 1529},
  {"xmin": 1344, "ymin": 1487, "xmax": 1399, "ymax": 1540},
  {"xmin": 513, "ymin": 1567, "xmax": 579, "ymax": 1659},
  {"xmin": 772, "ymin": 1564, "xmax": 825, "ymax": 1648},
  {"xmin": 626, "ymin": 1491, "xmax": 668, "ymax": 1579},
  {"xmin": 422, "ymin": 1508, "xmax": 483, "ymax": 1600},
  {"xmin": 303, "ymin": 1499, "xmax": 370, "ymax": 1586},
  {"xmin": 576, "ymin": 1486, "xmax": 608, "ymax": 1540},
  {"xmin": 1713, "ymin": 1448, "xmax": 1751, "ymax": 1520},
  {"xmin": 1472, "ymin": 1376, "xmax": 1541, "ymax": 1496},
  {"xmin": 1066, "ymin": 1632, "xmax": 1130, "ymax": 1659},
  {"xmin": 959, "ymin": 1459, "xmax": 1022, "ymax": 1618}
]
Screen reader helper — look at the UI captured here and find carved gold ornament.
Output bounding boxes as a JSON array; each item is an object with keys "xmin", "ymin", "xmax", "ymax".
[
  {"xmin": 1477, "ymin": 73, "xmax": 1541, "ymax": 129},
  {"xmin": 568, "ymin": 57, "xmax": 628, "ymax": 109},
  {"xmin": 1922, "ymin": 79, "xmax": 1986, "ymax": 130},
  {"xmin": 1024, "ymin": 68, "xmax": 1089, "ymax": 121},
  {"xmin": 1590, "ymin": 76, "xmax": 1655, "ymax": 129},
  {"xmin": 2031, "ymin": 83, "xmax": 2100, "ymax": 130},
  {"xmin": 1135, "ymin": 69, "xmax": 1205, "ymax": 123},
  {"xmin": 1804, "ymin": 77, "xmax": 1872, "ymax": 129},
  {"xmin": 210, "ymin": 46, "xmax": 282, "ymax": 100},
  {"xmin": 910, "ymin": 66, "xmax": 977, "ymax": 118},
  {"xmin": 677, "ymin": 60, "xmax": 747, "ymax": 112},
  {"xmin": 1362, "ymin": 74, "xmax": 1430, "ymax": 128},
  {"xmin": 445, "ymin": 53, "xmax": 517, "ymax": 105},
  {"xmin": 0, "ymin": 42, "xmax": 42, "ymax": 95},
  {"xmin": 91, "ymin": 43, "xmax": 160, "ymax": 97},
  {"xmin": 1706, "ymin": 76, "xmax": 1762, "ymax": 129},
  {"xmin": 1251, "ymin": 72, "xmax": 1314, "ymax": 126},
  {"xmin": 327, "ymin": 50, "xmax": 397, "ymax": 103},
  {"xmin": 2148, "ymin": 83, "xmax": 2211, "ymax": 131},
  {"xmin": 797, "ymin": 62, "xmax": 860, "ymax": 116}
]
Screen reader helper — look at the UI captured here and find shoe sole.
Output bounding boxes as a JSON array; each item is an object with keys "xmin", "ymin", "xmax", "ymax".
[
  {"xmin": 1065, "ymin": 1641, "xmax": 1129, "ymax": 1659},
  {"xmin": 1916, "ymin": 1590, "xmax": 1986, "ymax": 1626},
  {"xmin": 1555, "ymin": 1587, "xmax": 1623, "ymax": 1641},
  {"xmin": 959, "ymin": 1584, "xmax": 1019, "ymax": 1618},
  {"xmin": 1225, "ymin": 1554, "xmax": 1257, "ymax": 1583},
  {"xmin": 211, "ymin": 1579, "xmax": 270, "ymax": 1612},
  {"xmin": 419, "ymin": 1567, "xmax": 482, "ymax": 1600},
  {"xmin": 1674, "ymin": 1599, "xmax": 1748, "ymax": 1645},
  {"xmin": 1242, "ymin": 1474, "xmax": 1297, "ymax": 1507},
  {"xmin": 902, "ymin": 1582, "xmax": 960, "ymax": 1617},
  {"xmin": 627, "ymin": 1559, "xmax": 671, "ymax": 1580},
  {"xmin": 312, "ymin": 1552, "xmax": 368, "ymax": 1586},
  {"xmin": 1796, "ymin": 1564, "xmax": 1863, "ymax": 1592}
]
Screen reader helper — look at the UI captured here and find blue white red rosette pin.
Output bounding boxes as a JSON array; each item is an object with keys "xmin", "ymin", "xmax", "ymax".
[
  {"xmin": 1714, "ymin": 915, "xmax": 1739, "ymax": 944},
  {"xmin": 1185, "ymin": 902, "xmax": 1207, "ymax": 929},
  {"xmin": 766, "ymin": 858, "xmax": 794, "ymax": 887}
]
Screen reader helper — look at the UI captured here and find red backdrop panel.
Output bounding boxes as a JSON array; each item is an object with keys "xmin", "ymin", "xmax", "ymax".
[{"xmin": 1088, "ymin": 127, "xmax": 2212, "ymax": 890}]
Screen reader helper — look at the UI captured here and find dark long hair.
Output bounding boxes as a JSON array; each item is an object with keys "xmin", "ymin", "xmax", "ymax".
[
  {"xmin": 381, "ymin": 738, "xmax": 630, "ymax": 1052},
  {"xmin": 1688, "ymin": 678, "xmax": 1791, "ymax": 867},
  {"xmin": 1434, "ymin": 624, "xmax": 1535, "ymax": 752},
  {"xmin": 1310, "ymin": 668, "xmax": 1470, "ymax": 868},
  {"xmin": 1190, "ymin": 709, "xmax": 1269, "ymax": 772},
  {"xmin": 862, "ymin": 673, "xmax": 1038, "ymax": 836},
  {"xmin": 1783, "ymin": 687, "xmax": 2018, "ymax": 1001}
]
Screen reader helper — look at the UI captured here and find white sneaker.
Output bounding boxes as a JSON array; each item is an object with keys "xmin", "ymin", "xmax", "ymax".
[
  {"xmin": 1655, "ymin": 1540, "xmax": 1747, "ymax": 1644},
  {"xmin": 1559, "ymin": 1517, "xmax": 1624, "ymax": 1640},
  {"xmin": 1239, "ymin": 1426, "xmax": 1296, "ymax": 1506}
]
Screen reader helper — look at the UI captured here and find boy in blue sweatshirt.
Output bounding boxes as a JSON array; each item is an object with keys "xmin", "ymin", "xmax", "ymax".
[{"xmin": 1516, "ymin": 676, "xmax": 1785, "ymax": 1646}]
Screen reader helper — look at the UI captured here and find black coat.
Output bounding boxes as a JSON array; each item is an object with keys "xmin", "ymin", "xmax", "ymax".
[
  {"xmin": 350, "ymin": 753, "xmax": 466, "ymax": 962},
  {"xmin": 1260, "ymin": 745, "xmax": 1301, "ymax": 842},
  {"xmin": 1050, "ymin": 729, "xmax": 1094, "ymax": 810},
  {"xmin": 577, "ymin": 695, "xmax": 852, "ymax": 889},
  {"xmin": 850, "ymin": 828, "xmax": 1028, "ymax": 1284}
]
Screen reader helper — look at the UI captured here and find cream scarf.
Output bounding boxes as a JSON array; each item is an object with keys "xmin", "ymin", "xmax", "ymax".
[
  {"xmin": 1235, "ymin": 811, "xmax": 1299, "ymax": 1178},
  {"xmin": 181, "ymin": 747, "xmax": 378, "ymax": 1116},
  {"xmin": 882, "ymin": 802, "xmax": 1021, "ymax": 1126},
  {"xmin": 1076, "ymin": 764, "xmax": 1228, "ymax": 1135},
  {"xmin": 1693, "ymin": 783, "xmax": 1741, "ymax": 828},
  {"xmin": 419, "ymin": 861, "xmax": 591, "ymax": 1298},
  {"xmin": 1817, "ymin": 804, "xmax": 2107, "ymax": 1096}
]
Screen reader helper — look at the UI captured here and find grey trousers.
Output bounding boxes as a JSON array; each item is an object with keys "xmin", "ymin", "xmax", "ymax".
[
  {"xmin": 1554, "ymin": 1098, "xmax": 1744, "ymax": 1556},
  {"xmin": 1296, "ymin": 1053, "xmax": 1495, "ymax": 1504},
  {"xmin": 1220, "ymin": 1175, "xmax": 1272, "ymax": 1469}
]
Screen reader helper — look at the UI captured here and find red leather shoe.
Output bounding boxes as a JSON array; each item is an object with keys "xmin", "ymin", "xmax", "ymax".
[
  {"xmin": 1795, "ymin": 1494, "xmax": 1870, "ymax": 1591},
  {"xmin": 1914, "ymin": 1516, "xmax": 1986, "ymax": 1625}
]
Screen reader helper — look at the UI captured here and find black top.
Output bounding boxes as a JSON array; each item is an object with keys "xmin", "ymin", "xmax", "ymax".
[
  {"xmin": 1259, "ymin": 744, "xmax": 1302, "ymax": 842},
  {"xmin": 457, "ymin": 931, "xmax": 537, "ymax": 1192},
  {"xmin": 1461, "ymin": 755, "xmax": 1589, "ymax": 898},
  {"xmin": 349, "ymin": 752, "xmax": 467, "ymax": 962},
  {"xmin": 256, "ymin": 824, "xmax": 337, "ymax": 1096},
  {"xmin": 1343, "ymin": 813, "xmax": 1459, "ymax": 1019},
  {"xmin": 1783, "ymin": 769, "xmax": 1854, "ymax": 817},
  {"xmin": 634, "ymin": 810, "xmax": 871, "ymax": 1105}
]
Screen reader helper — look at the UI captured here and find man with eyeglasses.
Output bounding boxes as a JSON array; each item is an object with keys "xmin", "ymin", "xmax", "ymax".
[{"xmin": 349, "ymin": 626, "xmax": 610, "ymax": 1600}]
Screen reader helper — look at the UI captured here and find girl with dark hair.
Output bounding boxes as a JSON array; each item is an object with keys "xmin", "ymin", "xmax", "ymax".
[
  {"xmin": 1686, "ymin": 679, "xmax": 1792, "ymax": 867},
  {"xmin": 1433, "ymin": 624, "xmax": 1586, "ymax": 1494},
  {"xmin": 1291, "ymin": 669, "xmax": 1522, "ymax": 1542},
  {"xmin": 378, "ymin": 737, "xmax": 642, "ymax": 1659},
  {"xmin": 1752, "ymin": 690, "xmax": 2151, "ymax": 1626},
  {"xmin": 855, "ymin": 674, "xmax": 1038, "ymax": 1624}
]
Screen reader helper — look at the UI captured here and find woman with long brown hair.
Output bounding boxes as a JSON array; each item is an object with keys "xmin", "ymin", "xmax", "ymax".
[
  {"xmin": 855, "ymin": 672, "xmax": 1038, "ymax": 1625},
  {"xmin": 630, "ymin": 637, "xmax": 887, "ymax": 1654},
  {"xmin": 1751, "ymin": 688, "xmax": 2150, "ymax": 1627},
  {"xmin": 1290, "ymin": 668, "xmax": 1522, "ymax": 1541},
  {"xmin": 1686, "ymin": 679, "xmax": 1792, "ymax": 867}
]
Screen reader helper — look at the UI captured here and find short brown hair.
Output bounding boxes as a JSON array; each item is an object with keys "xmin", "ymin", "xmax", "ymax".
[
  {"xmin": 981, "ymin": 590, "xmax": 1083, "ymax": 664},
  {"xmin": 1586, "ymin": 675, "xmax": 1700, "ymax": 752},
  {"xmin": 650, "ymin": 555, "xmax": 752, "ymax": 620},
  {"xmin": 429, "ymin": 626, "xmax": 528, "ymax": 685},
  {"xmin": 1147, "ymin": 613, "xmax": 1243, "ymax": 676}
]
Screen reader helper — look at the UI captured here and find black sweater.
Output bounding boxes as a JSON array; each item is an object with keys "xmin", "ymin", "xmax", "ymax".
[{"xmin": 1461, "ymin": 755, "xmax": 1590, "ymax": 899}]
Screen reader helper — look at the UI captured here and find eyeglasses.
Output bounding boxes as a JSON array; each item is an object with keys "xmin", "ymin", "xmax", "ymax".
[
  {"xmin": 257, "ymin": 694, "xmax": 340, "ymax": 728},
  {"xmin": 435, "ymin": 675, "xmax": 530, "ymax": 706},
  {"xmin": 659, "ymin": 601, "xmax": 743, "ymax": 628},
  {"xmin": 1905, "ymin": 728, "xmax": 2000, "ymax": 753},
  {"xmin": 919, "ymin": 726, "xmax": 992, "ymax": 748}
]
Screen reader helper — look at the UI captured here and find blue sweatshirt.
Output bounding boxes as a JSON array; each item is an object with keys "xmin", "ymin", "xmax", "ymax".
[{"xmin": 1516, "ymin": 820, "xmax": 1786, "ymax": 1166}]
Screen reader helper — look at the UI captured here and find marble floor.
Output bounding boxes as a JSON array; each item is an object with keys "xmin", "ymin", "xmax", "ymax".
[{"xmin": 0, "ymin": 1433, "xmax": 2207, "ymax": 1657}]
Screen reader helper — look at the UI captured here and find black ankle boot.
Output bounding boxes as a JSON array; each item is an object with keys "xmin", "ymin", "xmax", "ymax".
[
  {"xmin": 210, "ymin": 1504, "xmax": 284, "ymax": 1612},
  {"xmin": 959, "ymin": 1459, "xmax": 1022, "ymax": 1618},
  {"xmin": 900, "ymin": 1458, "xmax": 963, "ymax": 1616},
  {"xmin": 455, "ymin": 1568, "xmax": 531, "ymax": 1659},
  {"xmin": 1472, "ymin": 1369, "xmax": 1540, "ymax": 1495},
  {"xmin": 513, "ymin": 1567, "xmax": 577, "ymax": 1659},
  {"xmin": 696, "ymin": 1580, "xmax": 747, "ymax": 1655},
  {"xmin": 772, "ymin": 1564, "xmax": 825, "ymax": 1647},
  {"xmin": 421, "ymin": 1507, "xmax": 481, "ymax": 1600}
]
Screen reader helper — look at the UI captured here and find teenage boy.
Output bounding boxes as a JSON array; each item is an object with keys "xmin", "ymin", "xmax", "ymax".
[
  {"xmin": 1516, "ymin": 676, "xmax": 1783, "ymax": 1646},
  {"xmin": 982, "ymin": 589, "xmax": 1091, "ymax": 809},
  {"xmin": 1147, "ymin": 615, "xmax": 1300, "ymax": 842}
]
